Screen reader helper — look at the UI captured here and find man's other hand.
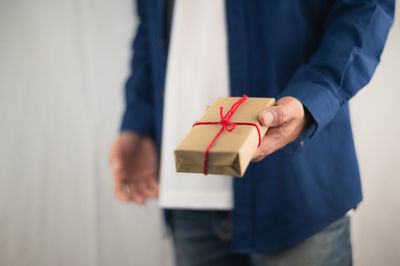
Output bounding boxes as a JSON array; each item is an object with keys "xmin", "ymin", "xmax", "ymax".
[
  {"xmin": 109, "ymin": 131, "xmax": 159, "ymax": 204},
  {"xmin": 252, "ymin": 97, "xmax": 309, "ymax": 162}
]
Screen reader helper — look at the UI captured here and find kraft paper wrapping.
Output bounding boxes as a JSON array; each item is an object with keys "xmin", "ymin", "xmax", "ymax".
[{"xmin": 174, "ymin": 97, "xmax": 275, "ymax": 177}]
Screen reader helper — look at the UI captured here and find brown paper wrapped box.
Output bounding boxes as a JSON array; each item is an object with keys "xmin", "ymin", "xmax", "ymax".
[{"xmin": 174, "ymin": 96, "xmax": 275, "ymax": 177}]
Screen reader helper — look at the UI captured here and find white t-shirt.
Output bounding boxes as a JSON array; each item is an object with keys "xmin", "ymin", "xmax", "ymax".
[{"xmin": 158, "ymin": 0, "xmax": 233, "ymax": 209}]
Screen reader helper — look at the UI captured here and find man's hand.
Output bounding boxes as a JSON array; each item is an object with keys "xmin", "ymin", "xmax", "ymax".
[
  {"xmin": 252, "ymin": 97, "xmax": 310, "ymax": 162},
  {"xmin": 109, "ymin": 131, "xmax": 159, "ymax": 204}
]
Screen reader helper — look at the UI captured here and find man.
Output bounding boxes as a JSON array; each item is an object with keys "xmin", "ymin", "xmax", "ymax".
[{"xmin": 110, "ymin": 0, "xmax": 394, "ymax": 265}]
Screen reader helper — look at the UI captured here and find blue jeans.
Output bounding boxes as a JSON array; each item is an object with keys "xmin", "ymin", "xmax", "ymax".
[{"xmin": 170, "ymin": 210, "xmax": 352, "ymax": 266}]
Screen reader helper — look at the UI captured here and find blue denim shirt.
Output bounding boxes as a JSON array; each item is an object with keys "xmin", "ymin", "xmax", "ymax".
[{"xmin": 121, "ymin": 0, "xmax": 394, "ymax": 253}]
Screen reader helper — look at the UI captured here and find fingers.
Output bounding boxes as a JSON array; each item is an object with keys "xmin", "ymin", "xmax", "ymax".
[
  {"xmin": 110, "ymin": 140, "xmax": 125, "ymax": 177},
  {"xmin": 258, "ymin": 97, "xmax": 305, "ymax": 127},
  {"xmin": 112, "ymin": 163, "xmax": 159, "ymax": 204},
  {"xmin": 129, "ymin": 184, "xmax": 146, "ymax": 205},
  {"xmin": 113, "ymin": 180, "xmax": 150, "ymax": 205},
  {"xmin": 258, "ymin": 105, "xmax": 286, "ymax": 127},
  {"xmin": 110, "ymin": 142, "xmax": 146, "ymax": 204},
  {"xmin": 251, "ymin": 127, "xmax": 284, "ymax": 161},
  {"xmin": 253, "ymin": 97, "xmax": 307, "ymax": 162},
  {"xmin": 138, "ymin": 177, "xmax": 159, "ymax": 198},
  {"xmin": 252, "ymin": 111, "xmax": 303, "ymax": 162},
  {"xmin": 113, "ymin": 178, "xmax": 130, "ymax": 202},
  {"xmin": 147, "ymin": 178, "xmax": 160, "ymax": 197},
  {"xmin": 128, "ymin": 175, "xmax": 159, "ymax": 204},
  {"xmin": 111, "ymin": 143, "xmax": 131, "ymax": 201},
  {"xmin": 109, "ymin": 133, "xmax": 160, "ymax": 205},
  {"xmin": 113, "ymin": 178, "xmax": 159, "ymax": 204},
  {"xmin": 110, "ymin": 156, "xmax": 159, "ymax": 204}
]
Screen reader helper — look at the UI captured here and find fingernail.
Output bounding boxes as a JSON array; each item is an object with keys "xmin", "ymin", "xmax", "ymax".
[{"xmin": 263, "ymin": 112, "xmax": 274, "ymax": 125}]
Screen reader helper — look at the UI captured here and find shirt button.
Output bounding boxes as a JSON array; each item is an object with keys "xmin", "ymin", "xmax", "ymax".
[
  {"xmin": 300, "ymin": 141, "xmax": 305, "ymax": 147},
  {"xmin": 160, "ymin": 90, "xmax": 164, "ymax": 97},
  {"xmin": 159, "ymin": 39, "xmax": 165, "ymax": 48}
]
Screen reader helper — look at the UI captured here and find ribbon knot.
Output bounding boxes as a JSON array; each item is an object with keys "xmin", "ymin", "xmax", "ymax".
[
  {"xmin": 192, "ymin": 95, "xmax": 261, "ymax": 175},
  {"xmin": 219, "ymin": 117, "xmax": 236, "ymax": 132}
]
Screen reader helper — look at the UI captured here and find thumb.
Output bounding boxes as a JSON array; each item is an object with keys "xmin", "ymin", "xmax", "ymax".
[
  {"xmin": 258, "ymin": 105, "xmax": 286, "ymax": 127},
  {"xmin": 111, "ymin": 158, "xmax": 123, "ymax": 172},
  {"xmin": 110, "ymin": 142, "xmax": 124, "ymax": 173}
]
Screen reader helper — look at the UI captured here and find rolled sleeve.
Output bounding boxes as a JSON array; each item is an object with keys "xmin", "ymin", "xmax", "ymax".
[
  {"xmin": 278, "ymin": 0, "xmax": 394, "ymax": 153},
  {"xmin": 120, "ymin": 0, "xmax": 155, "ymax": 139}
]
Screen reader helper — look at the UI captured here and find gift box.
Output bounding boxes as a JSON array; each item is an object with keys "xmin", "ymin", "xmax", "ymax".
[{"xmin": 174, "ymin": 95, "xmax": 275, "ymax": 177}]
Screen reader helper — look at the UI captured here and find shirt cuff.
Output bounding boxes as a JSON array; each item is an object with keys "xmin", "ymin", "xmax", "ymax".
[{"xmin": 277, "ymin": 81, "xmax": 341, "ymax": 154}]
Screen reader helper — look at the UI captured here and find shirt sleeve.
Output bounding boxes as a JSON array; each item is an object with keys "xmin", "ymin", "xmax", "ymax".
[
  {"xmin": 278, "ymin": 0, "xmax": 395, "ymax": 153},
  {"xmin": 120, "ymin": 0, "xmax": 155, "ymax": 139}
]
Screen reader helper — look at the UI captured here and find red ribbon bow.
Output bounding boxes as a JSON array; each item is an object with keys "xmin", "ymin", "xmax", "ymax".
[{"xmin": 192, "ymin": 95, "xmax": 262, "ymax": 175}]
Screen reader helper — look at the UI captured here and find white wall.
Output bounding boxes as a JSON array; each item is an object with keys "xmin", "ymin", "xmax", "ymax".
[
  {"xmin": 350, "ymin": 5, "xmax": 400, "ymax": 264},
  {"xmin": 0, "ymin": 1, "xmax": 398, "ymax": 266},
  {"xmin": 0, "ymin": 1, "xmax": 172, "ymax": 266}
]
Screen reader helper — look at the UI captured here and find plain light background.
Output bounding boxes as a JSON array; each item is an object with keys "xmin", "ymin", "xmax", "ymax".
[{"xmin": 0, "ymin": 1, "xmax": 399, "ymax": 266}]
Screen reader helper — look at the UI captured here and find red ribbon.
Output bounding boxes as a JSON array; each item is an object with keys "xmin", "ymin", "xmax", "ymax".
[{"xmin": 192, "ymin": 95, "xmax": 262, "ymax": 175}]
